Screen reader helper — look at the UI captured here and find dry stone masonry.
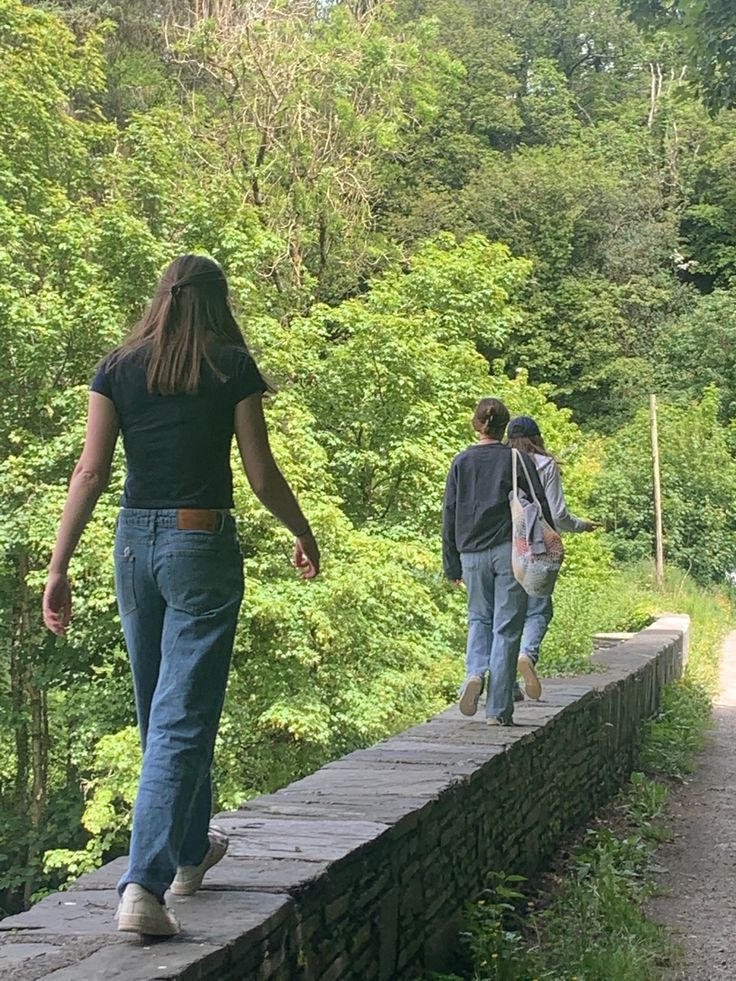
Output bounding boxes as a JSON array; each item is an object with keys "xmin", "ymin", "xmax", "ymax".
[{"xmin": 0, "ymin": 615, "xmax": 689, "ymax": 980}]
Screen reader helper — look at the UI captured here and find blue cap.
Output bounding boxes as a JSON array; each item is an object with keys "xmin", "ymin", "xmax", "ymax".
[{"xmin": 507, "ymin": 415, "xmax": 541, "ymax": 438}]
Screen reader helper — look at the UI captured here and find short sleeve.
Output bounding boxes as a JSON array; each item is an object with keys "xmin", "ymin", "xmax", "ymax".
[
  {"xmin": 231, "ymin": 349, "xmax": 268, "ymax": 405},
  {"xmin": 90, "ymin": 359, "xmax": 113, "ymax": 400}
]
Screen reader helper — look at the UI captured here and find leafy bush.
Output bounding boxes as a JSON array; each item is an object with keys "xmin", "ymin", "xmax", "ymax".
[{"xmin": 591, "ymin": 388, "xmax": 736, "ymax": 585}]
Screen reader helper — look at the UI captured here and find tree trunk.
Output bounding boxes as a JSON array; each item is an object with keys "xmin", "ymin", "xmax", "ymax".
[
  {"xmin": 24, "ymin": 676, "xmax": 49, "ymax": 906},
  {"xmin": 12, "ymin": 550, "xmax": 50, "ymax": 908}
]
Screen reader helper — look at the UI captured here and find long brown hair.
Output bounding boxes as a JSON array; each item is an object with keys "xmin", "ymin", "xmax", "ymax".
[
  {"xmin": 110, "ymin": 255, "xmax": 248, "ymax": 395},
  {"xmin": 507, "ymin": 433, "xmax": 556, "ymax": 461},
  {"xmin": 472, "ymin": 397, "xmax": 510, "ymax": 440}
]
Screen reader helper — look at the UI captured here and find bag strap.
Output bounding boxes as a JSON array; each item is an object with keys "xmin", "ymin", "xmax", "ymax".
[{"xmin": 512, "ymin": 448, "xmax": 542, "ymax": 509}]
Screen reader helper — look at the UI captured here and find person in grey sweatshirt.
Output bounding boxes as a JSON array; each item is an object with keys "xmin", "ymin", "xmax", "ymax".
[{"xmin": 506, "ymin": 416, "xmax": 600, "ymax": 701}]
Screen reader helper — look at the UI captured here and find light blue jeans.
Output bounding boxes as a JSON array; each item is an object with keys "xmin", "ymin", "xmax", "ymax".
[
  {"xmin": 114, "ymin": 508, "xmax": 244, "ymax": 900},
  {"xmin": 520, "ymin": 595, "xmax": 554, "ymax": 665},
  {"xmin": 461, "ymin": 544, "xmax": 528, "ymax": 722}
]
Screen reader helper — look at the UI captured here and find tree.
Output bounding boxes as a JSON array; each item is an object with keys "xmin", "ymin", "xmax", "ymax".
[
  {"xmin": 654, "ymin": 290, "xmax": 736, "ymax": 421},
  {"xmin": 3, "ymin": 0, "xmax": 735, "ymax": 910},
  {"xmin": 625, "ymin": 0, "xmax": 736, "ymax": 113},
  {"xmin": 164, "ymin": 0, "xmax": 458, "ymax": 304},
  {"xmin": 25, "ymin": 1, "xmax": 185, "ymax": 120},
  {"xmin": 675, "ymin": 116, "xmax": 736, "ymax": 289},
  {"xmin": 591, "ymin": 387, "xmax": 736, "ymax": 583},
  {"xmin": 0, "ymin": 0, "xmax": 123, "ymax": 909}
]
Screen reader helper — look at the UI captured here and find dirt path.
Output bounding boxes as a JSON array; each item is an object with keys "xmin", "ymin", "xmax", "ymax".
[{"xmin": 648, "ymin": 630, "xmax": 736, "ymax": 980}]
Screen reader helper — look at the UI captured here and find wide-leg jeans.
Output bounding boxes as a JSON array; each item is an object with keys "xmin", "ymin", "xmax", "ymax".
[
  {"xmin": 461, "ymin": 543, "xmax": 528, "ymax": 723},
  {"xmin": 113, "ymin": 508, "xmax": 243, "ymax": 900}
]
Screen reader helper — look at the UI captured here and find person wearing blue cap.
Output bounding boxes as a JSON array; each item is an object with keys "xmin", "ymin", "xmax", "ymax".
[{"xmin": 506, "ymin": 415, "xmax": 600, "ymax": 701}]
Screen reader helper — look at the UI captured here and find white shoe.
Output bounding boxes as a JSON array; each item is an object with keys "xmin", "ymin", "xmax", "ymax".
[
  {"xmin": 170, "ymin": 826, "xmax": 229, "ymax": 896},
  {"xmin": 459, "ymin": 675, "xmax": 483, "ymax": 716},
  {"xmin": 116, "ymin": 884, "xmax": 180, "ymax": 936},
  {"xmin": 518, "ymin": 653, "xmax": 541, "ymax": 700}
]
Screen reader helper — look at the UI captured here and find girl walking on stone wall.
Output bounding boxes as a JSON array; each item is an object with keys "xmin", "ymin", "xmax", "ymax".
[
  {"xmin": 443, "ymin": 398, "xmax": 553, "ymax": 726},
  {"xmin": 42, "ymin": 255, "xmax": 320, "ymax": 937},
  {"xmin": 506, "ymin": 415, "xmax": 600, "ymax": 702}
]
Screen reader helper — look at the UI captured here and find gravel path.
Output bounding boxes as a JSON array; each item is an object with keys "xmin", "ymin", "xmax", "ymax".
[{"xmin": 648, "ymin": 630, "xmax": 736, "ymax": 980}]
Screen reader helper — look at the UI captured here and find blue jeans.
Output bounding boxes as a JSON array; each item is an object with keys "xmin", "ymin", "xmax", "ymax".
[
  {"xmin": 461, "ymin": 544, "xmax": 528, "ymax": 722},
  {"xmin": 114, "ymin": 508, "xmax": 244, "ymax": 900},
  {"xmin": 520, "ymin": 595, "xmax": 553, "ymax": 665}
]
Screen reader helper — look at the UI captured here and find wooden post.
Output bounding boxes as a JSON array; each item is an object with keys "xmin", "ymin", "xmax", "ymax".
[{"xmin": 650, "ymin": 395, "xmax": 665, "ymax": 590}]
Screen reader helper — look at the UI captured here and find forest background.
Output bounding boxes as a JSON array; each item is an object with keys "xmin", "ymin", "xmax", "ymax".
[{"xmin": 2, "ymin": 0, "xmax": 736, "ymax": 915}]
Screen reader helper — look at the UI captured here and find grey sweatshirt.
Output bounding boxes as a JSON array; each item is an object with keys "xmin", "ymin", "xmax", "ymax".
[{"xmin": 533, "ymin": 454, "xmax": 588, "ymax": 533}]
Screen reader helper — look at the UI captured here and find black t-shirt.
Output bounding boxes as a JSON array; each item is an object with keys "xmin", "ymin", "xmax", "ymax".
[{"xmin": 91, "ymin": 343, "xmax": 268, "ymax": 509}]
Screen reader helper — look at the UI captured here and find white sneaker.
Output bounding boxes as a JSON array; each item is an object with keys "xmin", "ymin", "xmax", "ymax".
[
  {"xmin": 170, "ymin": 826, "xmax": 229, "ymax": 896},
  {"xmin": 116, "ymin": 884, "xmax": 180, "ymax": 936},
  {"xmin": 518, "ymin": 653, "xmax": 541, "ymax": 700},
  {"xmin": 459, "ymin": 675, "xmax": 483, "ymax": 716}
]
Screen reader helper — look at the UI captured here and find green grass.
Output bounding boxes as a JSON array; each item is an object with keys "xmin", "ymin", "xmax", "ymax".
[
  {"xmin": 636, "ymin": 679, "xmax": 711, "ymax": 781},
  {"xmin": 541, "ymin": 558, "xmax": 731, "ymax": 681},
  {"xmin": 431, "ymin": 777, "xmax": 677, "ymax": 981},
  {"xmin": 425, "ymin": 562, "xmax": 733, "ymax": 981}
]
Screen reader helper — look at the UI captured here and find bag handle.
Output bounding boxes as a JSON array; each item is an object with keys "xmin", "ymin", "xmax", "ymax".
[{"xmin": 512, "ymin": 448, "xmax": 542, "ymax": 509}]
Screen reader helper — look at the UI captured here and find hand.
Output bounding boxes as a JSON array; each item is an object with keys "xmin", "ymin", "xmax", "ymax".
[
  {"xmin": 43, "ymin": 571, "xmax": 72, "ymax": 636},
  {"xmin": 584, "ymin": 520, "xmax": 604, "ymax": 532},
  {"xmin": 294, "ymin": 532, "xmax": 320, "ymax": 580},
  {"xmin": 453, "ymin": 578, "xmax": 464, "ymax": 587}
]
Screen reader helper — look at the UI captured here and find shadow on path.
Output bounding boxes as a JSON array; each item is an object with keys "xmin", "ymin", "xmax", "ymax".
[{"xmin": 648, "ymin": 630, "xmax": 736, "ymax": 980}]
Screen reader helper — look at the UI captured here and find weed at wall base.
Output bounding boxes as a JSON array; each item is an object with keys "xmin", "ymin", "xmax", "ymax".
[{"xmin": 427, "ymin": 566, "xmax": 732, "ymax": 981}]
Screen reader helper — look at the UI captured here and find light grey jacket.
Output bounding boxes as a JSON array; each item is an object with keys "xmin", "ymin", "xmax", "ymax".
[{"xmin": 533, "ymin": 454, "xmax": 587, "ymax": 533}]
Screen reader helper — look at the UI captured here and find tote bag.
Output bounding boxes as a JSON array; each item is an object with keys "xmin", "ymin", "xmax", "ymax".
[{"xmin": 510, "ymin": 449, "xmax": 564, "ymax": 597}]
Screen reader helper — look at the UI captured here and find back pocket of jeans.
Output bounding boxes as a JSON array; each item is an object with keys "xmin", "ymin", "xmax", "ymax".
[
  {"xmin": 166, "ymin": 548, "xmax": 243, "ymax": 617},
  {"xmin": 114, "ymin": 549, "xmax": 137, "ymax": 617}
]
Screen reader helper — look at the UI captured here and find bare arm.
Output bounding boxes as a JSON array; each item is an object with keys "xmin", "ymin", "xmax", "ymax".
[
  {"xmin": 43, "ymin": 392, "xmax": 119, "ymax": 635},
  {"xmin": 234, "ymin": 394, "xmax": 319, "ymax": 579}
]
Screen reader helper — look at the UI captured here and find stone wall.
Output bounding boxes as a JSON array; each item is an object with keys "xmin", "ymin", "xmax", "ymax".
[{"xmin": 0, "ymin": 615, "xmax": 689, "ymax": 981}]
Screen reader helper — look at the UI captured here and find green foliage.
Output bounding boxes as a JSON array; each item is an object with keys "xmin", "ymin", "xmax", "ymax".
[
  {"xmin": 164, "ymin": 1, "xmax": 462, "ymax": 306},
  {"xmin": 592, "ymin": 388, "xmax": 736, "ymax": 584},
  {"xmin": 637, "ymin": 678, "xmax": 711, "ymax": 780},
  {"xmin": 625, "ymin": 0, "xmax": 736, "ymax": 113},
  {"xmin": 460, "ymin": 872, "xmax": 538, "ymax": 980},
  {"xmin": 428, "ymin": 567, "xmax": 730, "ymax": 981},
  {"xmin": 456, "ymin": 123, "xmax": 687, "ymax": 421},
  {"xmin": 44, "ymin": 726, "xmax": 140, "ymax": 880},
  {"xmin": 1, "ymin": 0, "xmax": 735, "ymax": 917},
  {"xmin": 537, "ymin": 824, "xmax": 669, "ymax": 980},
  {"xmin": 635, "ymin": 565, "xmax": 730, "ymax": 777},
  {"xmin": 431, "ymin": 785, "xmax": 674, "ymax": 981},
  {"xmin": 671, "ymin": 115, "xmax": 736, "ymax": 290},
  {"xmin": 293, "ymin": 234, "xmax": 531, "ymax": 530}
]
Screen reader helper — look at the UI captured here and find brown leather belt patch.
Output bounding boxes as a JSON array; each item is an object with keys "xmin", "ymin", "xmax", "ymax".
[{"xmin": 176, "ymin": 509, "xmax": 220, "ymax": 532}]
